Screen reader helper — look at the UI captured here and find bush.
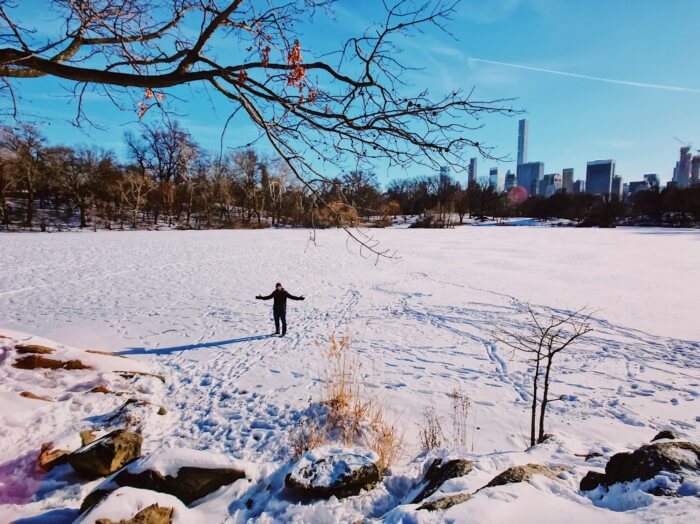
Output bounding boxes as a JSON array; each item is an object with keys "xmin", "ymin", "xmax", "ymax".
[{"xmin": 290, "ymin": 335, "xmax": 403, "ymax": 469}]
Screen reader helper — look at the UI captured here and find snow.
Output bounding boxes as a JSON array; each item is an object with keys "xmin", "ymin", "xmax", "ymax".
[
  {"xmin": 1, "ymin": 227, "xmax": 698, "ymax": 522},
  {"xmin": 124, "ymin": 448, "xmax": 253, "ymax": 479}
]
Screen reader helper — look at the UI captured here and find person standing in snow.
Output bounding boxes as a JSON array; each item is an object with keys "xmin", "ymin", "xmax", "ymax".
[{"xmin": 255, "ymin": 283, "xmax": 305, "ymax": 336}]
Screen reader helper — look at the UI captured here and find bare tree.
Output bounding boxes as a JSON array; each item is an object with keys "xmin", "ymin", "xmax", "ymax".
[
  {"xmin": 0, "ymin": 124, "xmax": 44, "ymax": 226},
  {"xmin": 0, "ymin": 0, "xmax": 518, "ymax": 255},
  {"xmin": 495, "ymin": 305, "xmax": 594, "ymax": 446}
]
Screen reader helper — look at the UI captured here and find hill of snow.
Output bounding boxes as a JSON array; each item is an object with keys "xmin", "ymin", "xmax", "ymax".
[{"xmin": 1, "ymin": 227, "xmax": 698, "ymax": 522}]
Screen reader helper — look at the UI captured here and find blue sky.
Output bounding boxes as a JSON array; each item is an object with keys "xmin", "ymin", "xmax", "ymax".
[{"xmin": 7, "ymin": 0, "xmax": 700, "ymax": 187}]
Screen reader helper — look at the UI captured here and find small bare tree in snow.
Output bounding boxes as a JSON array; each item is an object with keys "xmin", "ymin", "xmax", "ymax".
[{"xmin": 495, "ymin": 305, "xmax": 594, "ymax": 447}]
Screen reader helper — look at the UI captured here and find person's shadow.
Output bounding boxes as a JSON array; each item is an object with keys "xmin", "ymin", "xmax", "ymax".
[{"xmin": 116, "ymin": 335, "xmax": 271, "ymax": 356}]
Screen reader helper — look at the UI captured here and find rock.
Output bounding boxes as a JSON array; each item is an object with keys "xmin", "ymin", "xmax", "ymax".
[
  {"xmin": 69, "ymin": 429, "xmax": 142, "ymax": 478},
  {"xmin": 604, "ymin": 441, "xmax": 699, "ymax": 484},
  {"xmin": 411, "ymin": 458, "xmax": 473, "ymax": 504},
  {"xmin": 486, "ymin": 464, "xmax": 563, "ymax": 488},
  {"xmin": 86, "ymin": 349, "xmax": 127, "ymax": 358},
  {"xmin": 417, "ymin": 491, "xmax": 471, "ymax": 511},
  {"xmin": 38, "ymin": 442, "xmax": 70, "ymax": 471},
  {"xmin": 116, "ymin": 370, "xmax": 166, "ymax": 384},
  {"xmin": 285, "ymin": 446, "xmax": 381, "ymax": 499},
  {"xmin": 94, "ymin": 504, "xmax": 172, "ymax": 524},
  {"xmin": 15, "ymin": 344, "xmax": 55, "ymax": 354},
  {"xmin": 13, "ymin": 354, "xmax": 91, "ymax": 370},
  {"xmin": 111, "ymin": 466, "xmax": 246, "ymax": 505},
  {"xmin": 579, "ymin": 471, "xmax": 606, "ymax": 491},
  {"xmin": 81, "ymin": 430, "xmax": 98, "ymax": 446},
  {"xmin": 90, "ymin": 385, "xmax": 112, "ymax": 394},
  {"xmin": 652, "ymin": 430, "xmax": 678, "ymax": 442},
  {"xmin": 80, "ymin": 449, "xmax": 248, "ymax": 514},
  {"xmin": 20, "ymin": 391, "xmax": 53, "ymax": 401},
  {"xmin": 580, "ymin": 441, "xmax": 700, "ymax": 492}
]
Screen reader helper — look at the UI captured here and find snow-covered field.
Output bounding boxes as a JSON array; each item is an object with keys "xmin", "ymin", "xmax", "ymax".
[{"xmin": 1, "ymin": 227, "xmax": 699, "ymax": 522}]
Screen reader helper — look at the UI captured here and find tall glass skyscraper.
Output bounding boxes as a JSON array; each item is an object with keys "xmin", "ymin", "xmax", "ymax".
[
  {"xmin": 585, "ymin": 160, "xmax": 616, "ymax": 196},
  {"xmin": 516, "ymin": 161, "xmax": 544, "ymax": 196},
  {"xmin": 562, "ymin": 168, "xmax": 574, "ymax": 193},
  {"xmin": 517, "ymin": 119, "xmax": 528, "ymax": 166}
]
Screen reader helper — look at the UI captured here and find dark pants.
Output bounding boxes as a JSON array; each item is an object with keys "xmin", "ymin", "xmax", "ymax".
[{"xmin": 274, "ymin": 310, "xmax": 287, "ymax": 334}]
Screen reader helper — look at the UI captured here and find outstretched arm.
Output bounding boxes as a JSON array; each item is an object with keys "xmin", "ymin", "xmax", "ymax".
[
  {"xmin": 256, "ymin": 292, "xmax": 274, "ymax": 300},
  {"xmin": 286, "ymin": 292, "xmax": 305, "ymax": 301}
]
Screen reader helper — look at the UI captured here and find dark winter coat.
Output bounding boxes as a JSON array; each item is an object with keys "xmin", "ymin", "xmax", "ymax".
[{"xmin": 257, "ymin": 289, "xmax": 303, "ymax": 312}]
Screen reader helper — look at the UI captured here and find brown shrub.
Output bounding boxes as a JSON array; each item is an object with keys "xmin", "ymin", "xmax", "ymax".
[{"xmin": 292, "ymin": 335, "xmax": 403, "ymax": 470}]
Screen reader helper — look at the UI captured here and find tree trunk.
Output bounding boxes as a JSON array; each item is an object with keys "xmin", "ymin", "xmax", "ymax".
[{"xmin": 538, "ymin": 353, "xmax": 554, "ymax": 443}]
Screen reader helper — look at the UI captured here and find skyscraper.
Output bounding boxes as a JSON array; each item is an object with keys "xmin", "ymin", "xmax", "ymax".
[
  {"xmin": 675, "ymin": 147, "xmax": 692, "ymax": 188},
  {"xmin": 644, "ymin": 173, "xmax": 660, "ymax": 190},
  {"xmin": 573, "ymin": 180, "xmax": 585, "ymax": 194},
  {"xmin": 489, "ymin": 167, "xmax": 502, "ymax": 190},
  {"xmin": 468, "ymin": 157, "xmax": 478, "ymax": 185},
  {"xmin": 504, "ymin": 170, "xmax": 516, "ymax": 191},
  {"xmin": 517, "ymin": 119, "xmax": 528, "ymax": 166},
  {"xmin": 585, "ymin": 160, "xmax": 616, "ymax": 196},
  {"xmin": 611, "ymin": 175, "xmax": 623, "ymax": 200},
  {"xmin": 691, "ymin": 156, "xmax": 700, "ymax": 185},
  {"xmin": 562, "ymin": 168, "xmax": 574, "ymax": 193},
  {"xmin": 439, "ymin": 166, "xmax": 451, "ymax": 195},
  {"xmin": 517, "ymin": 161, "xmax": 544, "ymax": 196}
]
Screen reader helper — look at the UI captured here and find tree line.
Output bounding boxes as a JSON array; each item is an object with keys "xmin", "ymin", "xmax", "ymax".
[{"xmin": 2, "ymin": 121, "xmax": 699, "ymax": 231}]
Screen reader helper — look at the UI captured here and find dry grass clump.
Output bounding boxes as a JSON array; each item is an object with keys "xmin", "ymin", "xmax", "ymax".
[
  {"xmin": 290, "ymin": 335, "xmax": 403, "ymax": 469},
  {"xmin": 418, "ymin": 387, "xmax": 472, "ymax": 451}
]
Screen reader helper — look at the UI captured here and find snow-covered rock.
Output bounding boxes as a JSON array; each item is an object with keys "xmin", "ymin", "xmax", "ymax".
[
  {"xmin": 81, "ymin": 448, "xmax": 250, "ymax": 514},
  {"xmin": 76, "ymin": 486, "xmax": 195, "ymax": 524},
  {"xmin": 69, "ymin": 429, "xmax": 143, "ymax": 478},
  {"xmin": 285, "ymin": 445, "xmax": 381, "ymax": 499}
]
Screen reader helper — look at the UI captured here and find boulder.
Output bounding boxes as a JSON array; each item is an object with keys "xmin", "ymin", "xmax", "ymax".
[
  {"xmin": 486, "ymin": 464, "xmax": 563, "ymax": 488},
  {"xmin": 652, "ymin": 430, "xmax": 678, "ymax": 442},
  {"xmin": 81, "ymin": 449, "xmax": 248, "ymax": 514},
  {"xmin": 285, "ymin": 446, "xmax": 381, "ymax": 499},
  {"xmin": 78, "ymin": 487, "xmax": 187, "ymax": 524},
  {"xmin": 579, "ymin": 471, "xmax": 606, "ymax": 491},
  {"xmin": 111, "ymin": 465, "xmax": 246, "ymax": 505},
  {"xmin": 13, "ymin": 354, "xmax": 91, "ymax": 370},
  {"xmin": 69, "ymin": 429, "xmax": 142, "ymax": 478},
  {"xmin": 15, "ymin": 344, "xmax": 55, "ymax": 355},
  {"xmin": 411, "ymin": 458, "xmax": 473, "ymax": 504},
  {"xmin": 605, "ymin": 441, "xmax": 699, "ymax": 484},
  {"xmin": 579, "ymin": 441, "xmax": 699, "ymax": 492},
  {"xmin": 94, "ymin": 504, "xmax": 172, "ymax": 524},
  {"xmin": 38, "ymin": 442, "xmax": 71, "ymax": 471},
  {"xmin": 417, "ymin": 491, "xmax": 471, "ymax": 511}
]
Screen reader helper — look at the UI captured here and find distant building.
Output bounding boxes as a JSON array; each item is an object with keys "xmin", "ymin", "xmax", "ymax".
[
  {"xmin": 439, "ymin": 166, "xmax": 451, "ymax": 194},
  {"xmin": 489, "ymin": 167, "xmax": 502, "ymax": 190},
  {"xmin": 573, "ymin": 180, "xmax": 585, "ymax": 194},
  {"xmin": 611, "ymin": 175, "xmax": 623, "ymax": 200},
  {"xmin": 562, "ymin": 168, "xmax": 574, "ymax": 193},
  {"xmin": 629, "ymin": 180, "xmax": 650, "ymax": 195},
  {"xmin": 692, "ymin": 156, "xmax": 700, "ymax": 185},
  {"xmin": 674, "ymin": 147, "xmax": 692, "ymax": 188},
  {"xmin": 468, "ymin": 157, "xmax": 478, "ymax": 185},
  {"xmin": 540, "ymin": 173, "xmax": 563, "ymax": 197},
  {"xmin": 644, "ymin": 173, "xmax": 660, "ymax": 190},
  {"xmin": 504, "ymin": 170, "xmax": 516, "ymax": 191},
  {"xmin": 586, "ymin": 160, "xmax": 616, "ymax": 196},
  {"xmin": 517, "ymin": 161, "xmax": 544, "ymax": 196},
  {"xmin": 623, "ymin": 183, "xmax": 630, "ymax": 198},
  {"xmin": 517, "ymin": 119, "xmax": 528, "ymax": 166}
]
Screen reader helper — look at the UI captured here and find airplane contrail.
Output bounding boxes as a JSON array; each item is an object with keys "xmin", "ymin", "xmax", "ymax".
[{"xmin": 467, "ymin": 57, "xmax": 700, "ymax": 94}]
